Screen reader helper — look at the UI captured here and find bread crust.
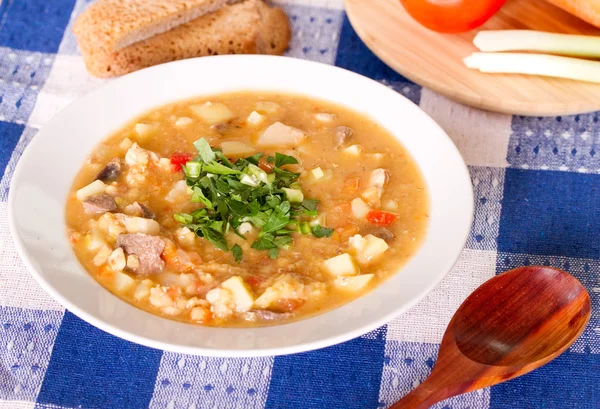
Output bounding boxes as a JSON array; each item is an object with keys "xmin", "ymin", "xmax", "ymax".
[
  {"xmin": 76, "ymin": 0, "xmax": 291, "ymax": 78},
  {"xmin": 73, "ymin": 0, "xmax": 240, "ymax": 53},
  {"xmin": 544, "ymin": 0, "xmax": 600, "ymax": 27}
]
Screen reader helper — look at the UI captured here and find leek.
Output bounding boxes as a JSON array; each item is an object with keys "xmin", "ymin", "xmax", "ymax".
[
  {"xmin": 473, "ymin": 30, "xmax": 600, "ymax": 58},
  {"xmin": 464, "ymin": 52, "xmax": 600, "ymax": 84}
]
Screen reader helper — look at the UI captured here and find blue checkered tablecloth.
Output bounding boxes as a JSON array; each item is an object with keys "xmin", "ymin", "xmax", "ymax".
[{"xmin": 0, "ymin": 0, "xmax": 599, "ymax": 408}]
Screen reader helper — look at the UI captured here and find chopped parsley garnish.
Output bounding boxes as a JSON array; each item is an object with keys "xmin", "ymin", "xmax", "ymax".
[{"xmin": 174, "ymin": 138, "xmax": 334, "ymax": 261}]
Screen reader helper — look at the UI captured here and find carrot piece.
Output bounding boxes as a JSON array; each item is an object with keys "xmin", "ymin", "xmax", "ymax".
[
  {"xmin": 366, "ymin": 210, "xmax": 398, "ymax": 226},
  {"xmin": 343, "ymin": 177, "xmax": 361, "ymax": 194}
]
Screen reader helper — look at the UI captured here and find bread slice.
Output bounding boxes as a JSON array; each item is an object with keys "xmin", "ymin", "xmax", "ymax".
[
  {"xmin": 76, "ymin": 0, "xmax": 291, "ymax": 78},
  {"xmin": 544, "ymin": 0, "xmax": 600, "ymax": 28},
  {"xmin": 73, "ymin": 0, "xmax": 240, "ymax": 53}
]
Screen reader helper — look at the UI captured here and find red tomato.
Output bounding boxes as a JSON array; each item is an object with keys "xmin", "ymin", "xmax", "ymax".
[
  {"xmin": 170, "ymin": 152, "xmax": 193, "ymax": 172},
  {"xmin": 366, "ymin": 210, "xmax": 398, "ymax": 226},
  {"xmin": 399, "ymin": 0, "xmax": 507, "ymax": 33}
]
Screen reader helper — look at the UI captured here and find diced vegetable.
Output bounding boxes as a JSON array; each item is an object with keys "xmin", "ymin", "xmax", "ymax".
[
  {"xmin": 93, "ymin": 245, "xmax": 112, "ymax": 266},
  {"xmin": 134, "ymin": 123, "xmax": 155, "ymax": 139},
  {"xmin": 315, "ymin": 113, "xmax": 335, "ymax": 122},
  {"xmin": 221, "ymin": 276, "xmax": 255, "ymax": 312},
  {"xmin": 282, "ymin": 188, "xmax": 304, "ymax": 203},
  {"xmin": 76, "ymin": 180, "xmax": 106, "ymax": 200},
  {"xmin": 238, "ymin": 222, "xmax": 253, "ymax": 235},
  {"xmin": 343, "ymin": 145, "xmax": 362, "ymax": 157},
  {"xmin": 123, "ymin": 216, "xmax": 161, "ymax": 235},
  {"xmin": 473, "ymin": 30, "xmax": 600, "ymax": 59},
  {"xmin": 247, "ymin": 164, "xmax": 268, "ymax": 184},
  {"xmin": 190, "ymin": 306, "xmax": 210, "ymax": 322},
  {"xmin": 333, "ymin": 274, "xmax": 375, "ymax": 292},
  {"xmin": 165, "ymin": 180, "xmax": 190, "ymax": 203},
  {"xmin": 247, "ymin": 111, "xmax": 265, "ymax": 125},
  {"xmin": 254, "ymin": 274, "xmax": 305, "ymax": 309},
  {"xmin": 86, "ymin": 228, "xmax": 106, "ymax": 251},
  {"xmin": 349, "ymin": 234, "xmax": 389, "ymax": 264},
  {"xmin": 127, "ymin": 255, "xmax": 140, "ymax": 271},
  {"xmin": 113, "ymin": 270, "xmax": 135, "ymax": 292},
  {"xmin": 134, "ymin": 279, "xmax": 153, "ymax": 299},
  {"xmin": 366, "ymin": 210, "xmax": 398, "ymax": 226},
  {"xmin": 369, "ymin": 169, "xmax": 389, "ymax": 188},
  {"xmin": 257, "ymin": 122, "xmax": 306, "ymax": 147},
  {"xmin": 311, "ymin": 167, "xmax": 325, "ymax": 179},
  {"xmin": 108, "ymin": 248, "xmax": 126, "ymax": 271},
  {"xmin": 206, "ymin": 287, "xmax": 236, "ymax": 319},
  {"xmin": 221, "ymin": 141, "xmax": 255, "ymax": 156},
  {"xmin": 383, "ymin": 199, "xmax": 398, "ymax": 211},
  {"xmin": 175, "ymin": 117, "xmax": 193, "ymax": 127},
  {"xmin": 351, "ymin": 197, "xmax": 371, "ymax": 219},
  {"xmin": 176, "ymin": 227, "xmax": 196, "ymax": 247},
  {"xmin": 323, "ymin": 253, "xmax": 358, "ymax": 276},
  {"xmin": 185, "ymin": 161, "xmax": 201, "ymax": 178},
  {"xmin": 190, "ymin": 102, "xmax": 234, "ymax": 124},
  {"xmin": 361, "ymin": 186, "xmax": 383, "ymax": 206},
  {"xmin": 256, "ymin": 101, "xmax": 280, "ymax": 113},
  {"xmin": 170, "ymin": 152, "xmax": 193, "ymax": 172},
  {"xmin": 240, "ymin": 174, "xmax": 260, "ymax": 187},
  {"xmin": 119, "ymin": 138, "xmax": 133, "ymax": 150},
  {"xmin": 464, "ymin": 52, "xmax": 600, "ymax": 84},
  {"xmin": 125, "ymin": 143, "xmax": 150, "ymax": 166}
]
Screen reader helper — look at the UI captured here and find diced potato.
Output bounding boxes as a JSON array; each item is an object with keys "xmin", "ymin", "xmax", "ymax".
[
  {"xmin": 221, "ymin": 276, "xmax": 255, "ymax": 313},
  {"xmin": 190, "ymin": 102, "xmax": 234, "ymax": 124},
  {"xmin": 149, "ymin": 287, "xmax": 174, "ymax": 308},
  {"xmin": 311, "ymin": 167, "xmax": 325, "ymax": 180},
  {"xmin": 134, "ymin": 279, "xmax": 153, "ymax": 299},
  {"xmin": 361, "ymin": 186, "xmax": 383, "ymax": 206},
  {"xmin": 93, "ymin": 245, "xmax": 112, "ymax": 266},
  {"xmin": 108, "ymin": 247, "xmax": 126, "ymax": 271},
  {"xmin": 158, "ymin": 158, "xmax": 171, "ymax": 172},
  {"xmin": 176, "ymin": 227, "xmax": 196, "ymax": 247},
  {"xmin": 120, "ymin": 138, "xmax": 133, "ymax": 151},
  {"xmin": 257, "ymin": 122, "xmax": 306, "ymax": 147},
  {"xmin": 351, "ymin": 197, "xmax": 371, "ymax": 219},
  {"xmin": 247, "ymin": 111, "xmax": 265, "ymax": 125},
  {"xmin": 123, "ymin": 216, "xmax": 160, "ymax": 235},
  {"xmin": 383, "ymin": 199, "xmax": 398, "ymax": 211},
  {"xmin": 127, "ymin": 255, "xmax": 140, "ymax": 270},
  {"xmin": 315, "ymin": 113, "xmax": 335, "ymax": 122},
  {"xmin": 343, "ymin": 145, "xmax": 363, "ymax": 157},
  {"xmin": 175, "ymin": 117, "xmax": 193, "ymax": 127},
  {"xmin": 334, "ymin": 274, "xmax": 375, "ymax": 292},
  {"xmin": 114, "ymin": 270, "xmax": 135, "ymax": 292},
  {"xmin": 254, "ymin": 274, "xmax": 304, "ymax": 309},
  {"xmin": 238, "ymin": 222, "xmax": 253, "ymax": 235},
  {"xmin": 370, "ymin": 169, "xmax": 389, "ymax": 188},
  {"xmin": 165, "ymin": 180, "xmax": 190, "ymax": 203},
  {"xmin": 134, "ymin": 123, "xmax": 155, "ymax": 139},
  {"xmin": 76, "ymin": 180, "xmax": 106, "ymax": 200},
  {"xmin": 86, "ymin": 228, "xmax": 106, "ymax": 251},
  {"xmin": 221, "ymin": 141, "xmax": 255, "ymax": 156},
  {"xmin": 349, "ymin": 234, "xmax": 389, "ymax": 264},
  {"xmin": 322, "ymin": 253, "xmax": 358, "ymax": 276},
  {"xmin": 256, "ymin": 101, "xmax": 280, "ymax": 113}
]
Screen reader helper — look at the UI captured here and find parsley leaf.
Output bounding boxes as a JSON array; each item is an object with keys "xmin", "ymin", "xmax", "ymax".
[
  {"xmin": 193, "ymin": 138, "xmax": 216, "ymax": 164},
  {"xmin": 245, "ymin": 153, "xmax": 264, "ymax": 165},
  {"xmin": 262, "ymin": 208, "xmax": 290, "ymax": 233},
  {"xmin": 269, "ymin": 248, "xmax": 279, "ymax": 259},
  {"xmin": 199, "ymin": 226, "xmax": 228, "ymax": 251},
  {"xmin": 204, "ymin": 161, "xmax": 241, "ymax": 175},
  {"xmin": 232, "ymin": 244, "xmax": 243, "ymax": 263},
  {"xmin": 191, "ymin": 186, "xmax": 213, "ymax": 209},
  {"xmin": 275, "ymin": 152, "xmax": 299, "ymax": 167},
  {"xmin": 312, "ymin": 225, "xmax": 334, "ymax": 238}
]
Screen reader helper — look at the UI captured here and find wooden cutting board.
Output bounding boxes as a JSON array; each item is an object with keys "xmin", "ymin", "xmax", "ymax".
[{"xmin": 345, "ymin": 0, "xmax": 600, "ymax": 116}]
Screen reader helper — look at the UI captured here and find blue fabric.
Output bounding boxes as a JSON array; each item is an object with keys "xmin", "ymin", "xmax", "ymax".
[{"xmin": 0, "ymin": 1, "xmax": 598, "ymax": 408}]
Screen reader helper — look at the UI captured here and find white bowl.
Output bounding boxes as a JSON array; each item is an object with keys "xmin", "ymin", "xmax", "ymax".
[{"xmin": 8, "ymin": 55, "xmax": 473, "ymax": 357}]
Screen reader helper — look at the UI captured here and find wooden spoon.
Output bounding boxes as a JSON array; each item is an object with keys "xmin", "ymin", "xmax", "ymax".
[{"xmin": 390, "ymin": 266, "xmax": 591, "ymax": 409}]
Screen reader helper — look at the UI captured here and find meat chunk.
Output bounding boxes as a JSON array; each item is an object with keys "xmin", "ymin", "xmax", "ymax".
[
  {"xmin": 95, "ymin": 159, "xmax": 121, "ymax": 182},
  {"xmin": 117, "ymin": 233, "xmax": 165, "ymax": 275},
  {"xmin": 124, "ymin": 201, "xmax": 155, "ymax": 219},
  {"xmin": 334, "ymin": 126, "xmax": 354, "ymax": 149},
  {"xmin": 83, "ymin": 194, "xmax": 117, "ymax": 215},
  {"xmin": 366, "ymin": 227, "xmax": 395, "ymax": 242}
]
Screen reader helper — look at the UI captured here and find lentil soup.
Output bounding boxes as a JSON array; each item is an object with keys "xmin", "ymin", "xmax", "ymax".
[{"xmin": 66, "ymin": 92, "xmax": 429, "ymax": 327}]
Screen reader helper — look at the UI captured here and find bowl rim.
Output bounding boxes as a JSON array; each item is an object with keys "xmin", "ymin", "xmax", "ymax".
[{"xmin": 8, "ymin": 55, "xmax": 474, "ymax": 356}]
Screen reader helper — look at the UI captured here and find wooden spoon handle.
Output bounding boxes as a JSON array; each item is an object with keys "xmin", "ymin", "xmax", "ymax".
[{"xmin": 388, "ymin": 376, "xmax": 452, "ymax": 409}]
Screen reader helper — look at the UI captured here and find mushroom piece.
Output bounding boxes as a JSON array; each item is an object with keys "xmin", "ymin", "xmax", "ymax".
[
  {"xmin": 95, "ymin": 159, "xmax": 121, "ymax": 182},
  {"xmin": 334, "ymin": 126, "xmax": 354, "ymax": 149}
]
